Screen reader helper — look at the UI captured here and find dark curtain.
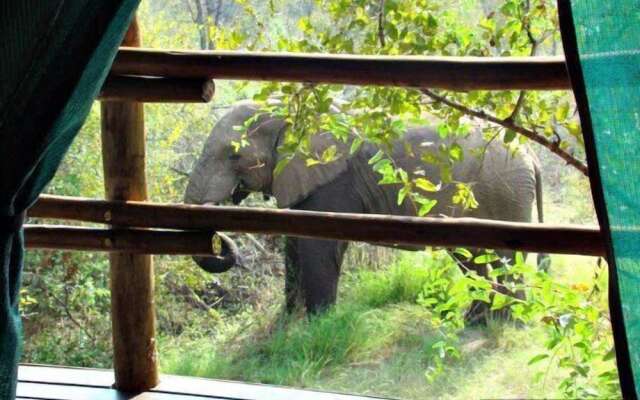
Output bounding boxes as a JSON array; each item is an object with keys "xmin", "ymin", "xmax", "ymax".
[{"xmin": 0, "ymin": 1, "xmax": 140, "ymax": 398}]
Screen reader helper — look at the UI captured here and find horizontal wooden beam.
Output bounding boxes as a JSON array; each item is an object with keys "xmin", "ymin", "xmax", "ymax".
[
  {"xmin": 98, "ymin": 75, "xmax": 215, "ymax": 102},
  {"xmin": 25, "ymin": 225, "xmax": 217, "ymax": 256},
  {"xmin": 29, "ymin": 195, "xmax": 604, "ymax": 256},
  {"xmin": 110, "ymin": 48, "xmax": 570, "ymax": 91}
]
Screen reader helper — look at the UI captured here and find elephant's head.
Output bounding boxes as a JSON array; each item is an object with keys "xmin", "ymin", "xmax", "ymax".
[{"xmin": 184, "ymin": 102, "xmax": 350, "ymax": 273}]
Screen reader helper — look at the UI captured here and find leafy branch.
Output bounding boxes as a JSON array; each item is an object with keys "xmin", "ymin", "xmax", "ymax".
[
  {"xmin": 418, "ymin": 3, "xmax": 587, "ymax": 177},
  {"xmin": 371, "ymin": 0, "xmax": 586, "ymax": 178},
  {"xmin": 420, "ymin": 88, "xmax": 588, "ymax": 176}
]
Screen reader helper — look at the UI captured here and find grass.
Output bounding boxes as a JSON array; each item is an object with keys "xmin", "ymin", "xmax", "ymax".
[
  {"xmin": 548, "ymin": 254, "xmax": 603, "ymax": 286},
  {"xmin": 159, "ymin": 252, "xmax": 606, "ymax": 399}
]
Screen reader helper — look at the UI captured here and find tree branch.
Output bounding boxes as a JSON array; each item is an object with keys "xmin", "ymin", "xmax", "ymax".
[
  {"xmin": 374, "ymin": 2, "xmax": 585, "ymax": 176},
  {"xmin": 214, "ymin": 0, "xmax": 224, "ymax": 27},
  {"xmin": 170, "ymin": 166, "xmax": 190, "ymax": 177},
  {"xmin": 184, "ymin": 0, "xmax": 196, "ymax": 22},
  {"xmin": 505, "ymin": 7, "xmax": 537, "ymax": 123},
  {"xmin": 420, "ymin": 88, "xmax": 588, "ymax": 176},
  {"xmin": 506, "ymin": 90, "xmax": 526, "ymax": 123},
  {"xmin": 49, "ymin": 285, "xmax": 96, "ymax": 342},
  {"xmin": 377, "ymin": 0, "xmax": 386, "ymax": 48}
]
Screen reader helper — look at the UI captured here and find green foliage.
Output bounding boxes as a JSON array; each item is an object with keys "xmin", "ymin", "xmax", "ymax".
[
  {"xmin": 349, "ymin": 250, "xmax": 620, "ymax": 397},
  {"xmin": 160, "ymin": 255, "xmax": 446, "ymax": 387},
  {"xmin": 247, "ymin": 0, "xmax": 580, "ymax": 213},
  {"xmin": 348, "ymin": 254, "xmax": 442, "ymax": 307},
  {"xmin": 157, "ymin": 252, "xmax": 619, "ymax": 399},
  {"xmin": 20, "ymin": 1, "xmax": 611, "ymax": 399},
  {"xmin": 455, "ymin": 252, "xmax": 619, "ymax": 398},
  {"xmin": 22, "ymin": 326, "xmax": 113, "ymax": 368},
  {"xmin": 21, "ymin": 250, "xmax": 113, "ymax": 367},
  {"xmin": 515, "ymin": 259, "xmax": 619, "ymax": 398}
]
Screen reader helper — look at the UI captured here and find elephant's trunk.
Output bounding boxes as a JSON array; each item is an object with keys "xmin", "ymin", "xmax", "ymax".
[
  {"xmin": 192, "ymin": 232, "xmax": 242, "ymax": 273},
  {"xmin": 183, "ymin": 191, "xmax": 242, "ymax": 273}
]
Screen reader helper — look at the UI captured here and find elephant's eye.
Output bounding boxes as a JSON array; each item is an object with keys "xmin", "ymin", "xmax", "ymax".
[{"xmin": 229, "ymin": 153, "xmax": 241, "ymax": 161}]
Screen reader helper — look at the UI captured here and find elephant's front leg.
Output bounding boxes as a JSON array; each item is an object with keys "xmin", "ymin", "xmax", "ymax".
[{"xmin": 284, "ymin": 236, "xmax": 348, "ymax": 314}]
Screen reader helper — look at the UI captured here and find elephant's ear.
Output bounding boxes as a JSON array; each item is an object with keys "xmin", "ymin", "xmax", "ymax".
[{"xmin": 272, "ymin": 133, "xmax": 350, "ymax": 208}]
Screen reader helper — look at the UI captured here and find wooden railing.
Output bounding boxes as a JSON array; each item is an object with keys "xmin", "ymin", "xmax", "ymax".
[
  {"xmin": 99, "ymin": 75, "xmax": 215, "ymax": 102},
  {"xmin": 28, "ymin": 195, "xmax": 604, "ymax": 257},
  {"xmin": 25, "ymin": 16, "xmax": 585, "ymax": 394},
  {"xmin": 100, "ymin": 49, "xmax": 568, "ymax": 102}
]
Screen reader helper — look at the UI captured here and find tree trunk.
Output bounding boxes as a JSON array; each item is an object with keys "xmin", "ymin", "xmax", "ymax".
[{"xmin": 192, "ymin": 0, "xmax": 208, "ymax": 50}]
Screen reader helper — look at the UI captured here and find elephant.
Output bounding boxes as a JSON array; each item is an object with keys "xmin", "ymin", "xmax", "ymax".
[{"xmin": 184, "ymin": 102, "xmax": 545, "ymax": 317}]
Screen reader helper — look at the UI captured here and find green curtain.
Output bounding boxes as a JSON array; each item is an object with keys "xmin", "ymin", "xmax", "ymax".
[
  {"xmin": 0, "ymin": 1, "xmax": 140, "ymax": 398},
  {"xmin": 559, "ymin": 1, "xmax": 640, "ymax": 398}
]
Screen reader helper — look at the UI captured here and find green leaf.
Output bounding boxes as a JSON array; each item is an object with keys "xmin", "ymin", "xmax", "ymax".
[
  {"xmin": 448, "ymin": 143, "xmax": 463, "ymax": 161},
  {"xmin": 350, "ymin": 137, "xmax": 364, "ymax": 154},
  {"xmin": 453, "ymin": 248, "xmax": 473, "ymax": 259},
  {"xmin": 297, "ymin": 17, "xmax": 312, "ymax": 33},
  {"xmin": 566, "ymin": 121, "xmax": 582, "ymax": 137},
  {"xmin": 489, "ymin": 267, "xmax": 507, "ymax": 278},
  {"xmin": 603, "ymin": 347, "xmax": 616, "ymax": 361},
  {"xmin": 555, "ymin": 102, "xmax": 570, "ymax": 121},
  {"xmin": 415, "ymin": 178, "xmax": 439, "ymax": 192},
  {"xmin": 575, "ymin": 365, "xmax": 590, "ymax": 377},
  {"xmin": 418, "ymin": 199, "xmax": 437, "ymax": 216},
  {"xmin": 368, "ymin": 150, "xmax": 384, "ymax": 165},
  {"xmin": 478, "ymin": 17, "xmax": 496, "ymax": 32},
  {"xmin": 528, "ymin": 354, "xmax": 549, "ymax": 365},
  {"xmin": 273, "ymin": 157, "xmax": 292, "ymax": 177},
  {"xmin": 305, "ymin": 158, "xmax": 321, "ymax": 167},
  {"xmin": 514, "ymin": 252, "xmax": 525, "ymax": 266},
  {"xmin": 440, "ymin": 165, "xmax": 453, "ymax": 183},
  {"xmin": 372, "ymin": 158, "xmax": 391, "ymax": 173},
  {"xmin": 437, "ymin": 123, "xmax": 451, "ymax": 138},
  {"xmin": 504, "ymin": 129, "xmax": 516, "ymax": 143},
  {"xmin": 427, "ymin": 13, "xmax": 438, "ymax": 29},
  {"xmin": 321, "ymin": 145, "xmax": 338, "ymax": 163},
  {"xmin": 546, "ymin": 336, "xmax": 562, "ymax": 350},
  {"xmin": 491, "ymin": 293, "xmax": 511, "ymax": 310},
  {"xmin": 398, "ymin": 185, "xmax": 410, "ymax": 205},
  {"xmin": 398, "ymin": 168, "xmax": 409, "ymax": 183},
  {"xmin": 474, "ymin": 253, "xmax": 499, "ymax": 264}
]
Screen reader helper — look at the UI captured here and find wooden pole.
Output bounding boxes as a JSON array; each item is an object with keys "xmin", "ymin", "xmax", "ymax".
[
  {"xmin": 111, "ymin": 48, "xmax": 570, "ymax": 91},
  {"xmin": 29, "ymin": 195, "xmax": 605, "ymax": 257},
  {"xmin": 100, "ymin": 17, "xmax": 158, "ymax": 392},
  {"xmin": 24, "ymin": 225, "xmax": 218, "ymax": 256},
  {"xmin": 99, "ymin": 75, "xmax": 215, "ymax": 102}
]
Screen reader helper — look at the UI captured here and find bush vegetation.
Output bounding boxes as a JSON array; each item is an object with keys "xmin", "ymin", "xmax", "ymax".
[{"xmin": 20, "ymin": 0, "xmax": 618, "ymax": 398}]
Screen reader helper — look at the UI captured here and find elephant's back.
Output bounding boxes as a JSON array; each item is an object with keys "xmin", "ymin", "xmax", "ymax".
[
  {"xmin": 351, "ymin": 128, "xmax": 464, "ymax": 217},
  {"xmin": 455, "ymin": 131, "xmax": 537, "ymax": 222},
  {"xmin": 351, "ymin": 127, "xmax": 537, "ymax": 220},
  {"xmin": 398, "ymin": 127, "xmax": 536, "ymax": 180}
]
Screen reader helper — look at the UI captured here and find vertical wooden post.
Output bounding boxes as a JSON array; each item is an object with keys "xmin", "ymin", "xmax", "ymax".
[{"xmin": 101, "ymin": 17, "xmax": 158, "ymax": 392}]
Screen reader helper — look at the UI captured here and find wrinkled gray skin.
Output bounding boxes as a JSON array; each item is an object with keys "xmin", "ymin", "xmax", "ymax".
[{"xmin": 185, "ymin": 103, "xmax": 544, "ymax": 318}]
